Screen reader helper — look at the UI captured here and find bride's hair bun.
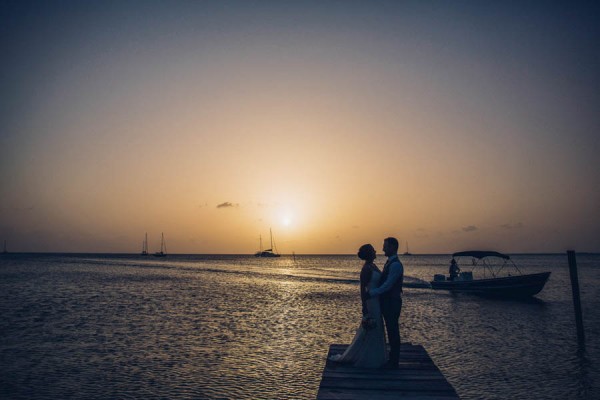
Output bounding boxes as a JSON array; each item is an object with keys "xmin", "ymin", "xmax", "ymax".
[{"xmin": 357, "ymin": 244, "xmax": 376, "ymax": 261}]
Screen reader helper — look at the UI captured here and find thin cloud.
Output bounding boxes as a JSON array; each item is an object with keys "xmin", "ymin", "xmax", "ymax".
[
  {"xmin": 500, "ymin": 222, "xmax": 523, "ymax": 229},
  {"xmin": 216, "ymin": 202, "xmax": 238, "ymax": 209},
  {"xmin": 462, "ymin": 225, "xmax": 478, "ymax": 232}
]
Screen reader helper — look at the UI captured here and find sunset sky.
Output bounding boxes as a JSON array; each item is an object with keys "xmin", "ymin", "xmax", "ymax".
[{"xmin": 1, "ymin": 1, "xmax": 599, "ymax": 254}]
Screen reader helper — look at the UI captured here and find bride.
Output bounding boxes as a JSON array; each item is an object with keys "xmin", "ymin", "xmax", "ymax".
[{"xmin": 329, "ymin": 244, "xmax": 387, "ymax": 368}]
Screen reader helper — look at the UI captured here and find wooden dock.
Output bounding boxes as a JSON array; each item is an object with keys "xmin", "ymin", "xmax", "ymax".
[{"xmin": 317, "ymin": 343, "xmax": 460, "ymax": 399}]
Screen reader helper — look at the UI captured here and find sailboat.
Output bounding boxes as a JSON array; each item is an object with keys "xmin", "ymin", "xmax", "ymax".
[
  {"xmin": 141, "ymin": 233, "xmax": 149, "ymax": 255},
  {"xmin": 254, "ymin": 228, "xmax": 280, "ymax": 257},
  {"xmin": 403, "ymin": 241, "xmax": 412, "ymax": 256},
  {"xmin": 2, "ymin": 240, "xmax": 7, "ymax": 254},
  {"xmin": 153, "ymin": 233, "xmax": 167, "ymax": 257}
]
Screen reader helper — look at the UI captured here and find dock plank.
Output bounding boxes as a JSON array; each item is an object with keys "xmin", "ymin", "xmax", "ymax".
[
  {"xmin": 317, "ymin": 388, "xmax": 459, "ymax": 400},
  {"xmin": 317, "ymin": 344, "xmax": 459, "ymax": 399}
]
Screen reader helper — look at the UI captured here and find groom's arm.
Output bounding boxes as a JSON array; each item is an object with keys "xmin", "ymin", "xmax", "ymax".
[{"xmin": 369, "ymin": 262, "xmax": 403, "ymax": 297}]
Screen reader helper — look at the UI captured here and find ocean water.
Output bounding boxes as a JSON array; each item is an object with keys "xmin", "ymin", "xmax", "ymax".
[{"xmin": 1, "ymin": 253, "xmax": 598, "ymax": 399}]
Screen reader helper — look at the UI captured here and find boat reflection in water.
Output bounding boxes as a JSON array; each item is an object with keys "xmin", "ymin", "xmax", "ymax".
[{"xmin": 430, "ymin": 251, "xmax": 551, "ymax": 298}]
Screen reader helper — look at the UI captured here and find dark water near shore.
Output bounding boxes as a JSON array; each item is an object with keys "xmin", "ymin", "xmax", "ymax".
[{"xmin": 1, "ymin": 253, "xmax": 599, "ymax": 399}]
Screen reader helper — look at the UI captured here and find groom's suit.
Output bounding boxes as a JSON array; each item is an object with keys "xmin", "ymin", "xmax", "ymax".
[{"xmin": 371, "ymin": 254, "xmax": 404, "ymax": 365}]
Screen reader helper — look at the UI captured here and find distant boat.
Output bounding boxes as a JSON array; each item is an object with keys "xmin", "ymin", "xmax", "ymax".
[
  {"xmin": 153, "ymin": 233, "xmax": 167, "ymax": 257},
  {"xmin": 2, "ymin": 240, "xmax": 7, "ymax": 254},
  {"xmin": 403, "ymin": 241, "xmax": 412, "ymax": 256},
  {"xmin": 430, "ymin": 251, "xmax": 551, "ymax": 298},
  {"xmin": 254, "ymin": 228, "xmax": 280, "ymax": 257},
  {"xmin": 141, "ymin": 233, "xmax": 149, "ymax": 256}
]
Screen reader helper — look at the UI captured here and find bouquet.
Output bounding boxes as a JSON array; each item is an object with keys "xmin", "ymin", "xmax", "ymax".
[{"xmin": 361, "ymin": 316, "xmax": 377, "ymax": 331}]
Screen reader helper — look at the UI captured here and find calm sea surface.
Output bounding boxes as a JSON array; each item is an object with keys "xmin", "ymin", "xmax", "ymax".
[{"xmin": 1, "ymin": 253, "xmax": 598, "ymax": 399}]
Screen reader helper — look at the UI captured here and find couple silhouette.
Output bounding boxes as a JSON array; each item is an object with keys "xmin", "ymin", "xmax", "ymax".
[{"xmin": 330, "ymin": 237, "xmax": 404, "ymax": 369}]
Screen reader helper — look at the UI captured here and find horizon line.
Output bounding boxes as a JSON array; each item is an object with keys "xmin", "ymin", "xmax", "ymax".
[{"xmin": 3, "ymin": 251, "xmax": 599, "ymax": 256}]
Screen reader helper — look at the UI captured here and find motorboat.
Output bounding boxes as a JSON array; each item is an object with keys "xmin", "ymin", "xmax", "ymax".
[{"xmin": 430, "ymin": 251, "xmax": 550, "ymax": 298}]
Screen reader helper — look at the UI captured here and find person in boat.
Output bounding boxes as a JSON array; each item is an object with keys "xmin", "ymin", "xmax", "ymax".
[{"xmin": 449, "ymin": 258, "xmax": 460, "ymax": 281}]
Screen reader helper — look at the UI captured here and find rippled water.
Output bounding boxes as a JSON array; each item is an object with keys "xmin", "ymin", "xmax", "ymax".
[{"xmin": 1, "ymin": 253, "xmax": 598, "ymax": 399}]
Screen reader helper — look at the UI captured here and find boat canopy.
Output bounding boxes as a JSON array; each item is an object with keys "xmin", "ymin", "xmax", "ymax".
[{"xmin": 452, "ymin": 251, "xmax": 510, "ymax": 260}]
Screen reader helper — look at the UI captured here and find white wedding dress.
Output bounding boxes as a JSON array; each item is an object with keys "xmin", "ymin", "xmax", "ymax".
[{"xmin": 329, "ymin": 270, "xmax": 387, "ymax": 368}]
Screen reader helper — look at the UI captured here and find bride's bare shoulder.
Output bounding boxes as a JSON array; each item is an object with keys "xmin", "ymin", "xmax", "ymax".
[{"xmin": 363, "ymin": 262, "xmax": 380, "ymax": 272}]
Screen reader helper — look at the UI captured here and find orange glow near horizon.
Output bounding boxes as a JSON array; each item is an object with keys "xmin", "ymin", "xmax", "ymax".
[{"xmin": 1, "ymin": 2, "xmax": 598, "ymax": 254}]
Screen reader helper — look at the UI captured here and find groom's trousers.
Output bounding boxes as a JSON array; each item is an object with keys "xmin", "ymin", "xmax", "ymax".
[{"xmin": 381, "ymin": 297, "xmax": 402, "ymax": 365}]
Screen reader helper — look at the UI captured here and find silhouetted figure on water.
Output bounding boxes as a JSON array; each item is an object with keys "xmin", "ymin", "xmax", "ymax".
[{"xmin": 449, "ymin": 258, "xmax": 460, "ymax": 281}]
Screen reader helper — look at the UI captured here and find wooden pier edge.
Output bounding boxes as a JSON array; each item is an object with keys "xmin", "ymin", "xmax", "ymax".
[{"xmin": 317, "ymin": 343, "xmax": 460, "ymax": 399}]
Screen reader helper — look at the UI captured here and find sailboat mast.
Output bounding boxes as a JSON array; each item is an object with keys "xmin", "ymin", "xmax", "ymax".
[
  {"xmin": 141, "ymin": 232, "xmax": 149, "ymax": 254},
  {"xmin": 270, "ymin": 228, "xmax": 279, "ymax": 254}
]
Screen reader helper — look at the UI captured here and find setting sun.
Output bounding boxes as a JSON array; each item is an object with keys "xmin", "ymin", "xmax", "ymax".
[{"xmin": 282, "ymin": 216, "xmax": 292, "ymax": 227}]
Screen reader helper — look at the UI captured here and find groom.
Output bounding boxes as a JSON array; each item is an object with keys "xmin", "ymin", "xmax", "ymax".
[{"xmin": 368, "ymin": 237, "xmax": 404, "ymax": 369}]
